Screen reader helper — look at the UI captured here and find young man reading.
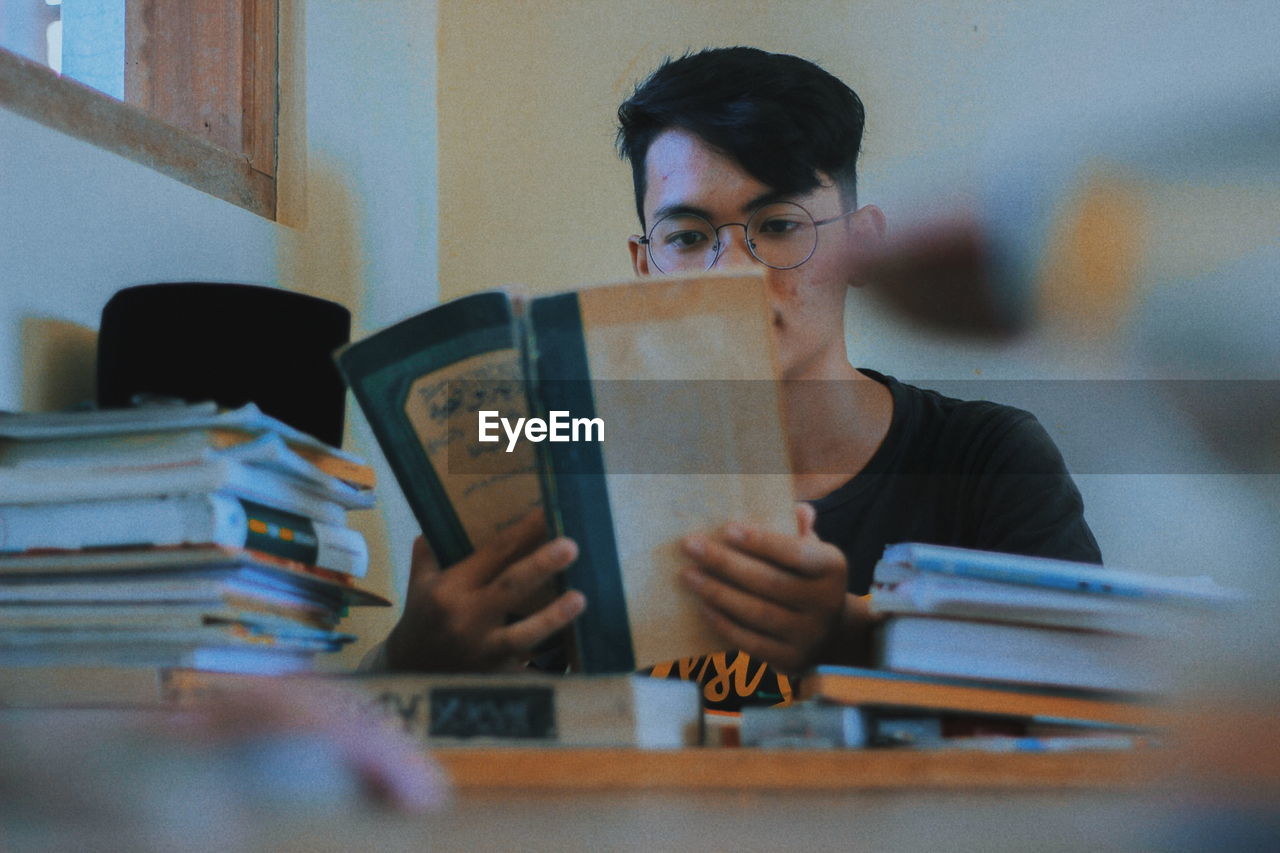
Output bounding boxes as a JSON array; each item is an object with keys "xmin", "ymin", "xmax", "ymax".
[{"xmin": 378, "ymin": 48, "xmax": 1100, "ymax": 709}]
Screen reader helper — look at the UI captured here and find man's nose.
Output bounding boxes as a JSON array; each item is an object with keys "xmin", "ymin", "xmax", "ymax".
[{"xmin": 711, "ymin": 224, "xmax": 758, "ymax": 270}]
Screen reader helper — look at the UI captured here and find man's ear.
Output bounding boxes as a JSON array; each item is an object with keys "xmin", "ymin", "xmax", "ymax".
[
  {"xmin": 628, "ymin": 234, "xmax": 651, "ymax": 277},
  {"xmin": 852, "ymin": 204, "xmax": 887, "ymax": 243},
  {"xmin": 845, "ymin": 204, "xmax": 887, "ymax": 288}
]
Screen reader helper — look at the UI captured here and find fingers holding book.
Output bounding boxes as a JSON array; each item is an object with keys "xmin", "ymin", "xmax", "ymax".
[
  {"xmin": 386, "ymin": 511, "xmax": 585, "ymax": 672},
  {"xmin": 679, "ymin": 521, "xmax": 847, "ymax": 675}
]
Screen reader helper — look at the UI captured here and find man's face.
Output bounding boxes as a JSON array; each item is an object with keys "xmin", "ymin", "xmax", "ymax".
[{"xmin": 628, "ymin": 128, "xmax": 882, "ymax": 379}]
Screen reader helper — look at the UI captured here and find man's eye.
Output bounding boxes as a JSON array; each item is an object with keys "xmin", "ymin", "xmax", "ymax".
[
  {"xmin": 664, "ymin": 230, "xmax": 711, "ymax": 250},
  {"xmin": 755, "ymin": 217, "xmax": 802, "ymax": 236}
]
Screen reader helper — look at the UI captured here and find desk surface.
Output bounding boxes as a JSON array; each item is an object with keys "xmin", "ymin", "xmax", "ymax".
[
  {"xmin": 433, "ymin": 746, "xmax": 1154, "ymax": 790},
  {"xmin": 273, "ymin": 789, "xmax": 1176, "ymax": 853},
  {"xmin": 4, "ymin": 742, "xmax": 1236, "ymax": 853}
]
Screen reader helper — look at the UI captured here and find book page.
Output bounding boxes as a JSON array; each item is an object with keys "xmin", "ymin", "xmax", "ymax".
[{"xmin": 577, "ymin": 274, "xmax": 795, "ymax": 668}]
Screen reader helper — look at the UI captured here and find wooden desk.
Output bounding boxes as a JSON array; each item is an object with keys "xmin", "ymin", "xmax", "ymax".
[
  {"xmin": 252, "ymin": 777, "xmax": 1175, "ymax": 853},
  {"xmin": 4, "ymin": 709, "xmax": 1244, "ymax": 853},
  {"xmin": 434, "ymin": 746, "xmax": 1153, "ymax": 790},
  {"xmin": 2, "ymin": 739, "xmax": 1217, "ymax": 852},
  {"xmin": 321, "ymin": 748, "xmax": 1161, "ymax": 852}
]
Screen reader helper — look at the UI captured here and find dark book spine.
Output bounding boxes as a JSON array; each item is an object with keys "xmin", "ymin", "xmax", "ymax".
[{"xmin": 527, "ymin": 294, "xmax": 634, "ymax": 674}]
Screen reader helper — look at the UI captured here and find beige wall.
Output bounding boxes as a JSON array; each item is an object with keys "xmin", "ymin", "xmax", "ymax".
[{"xmin": 0, "ymin": 0, "xmax": 441, "ymax": 667}]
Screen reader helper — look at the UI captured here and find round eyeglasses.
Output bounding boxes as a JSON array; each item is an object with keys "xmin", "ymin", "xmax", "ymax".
[{"xmin": 639, "ymin": 202, "xmax": 856, "ymax": 274}]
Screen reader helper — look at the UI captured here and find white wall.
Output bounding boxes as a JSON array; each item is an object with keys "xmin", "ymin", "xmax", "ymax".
[
  {"xmin": 284, "ymin": 1, "xmax": 440, "ymax": 665},
  {"xmin": 0, "ymin": 108, "xmax": 279, "ymax": 409},
  {"xmin": 0, "ymin": 0, "xmax": 441, "ymax": 666}
]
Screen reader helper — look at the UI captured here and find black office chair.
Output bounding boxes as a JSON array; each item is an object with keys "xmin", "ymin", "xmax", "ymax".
[{"xmin": 97, "ymin": 282, "xmax": 351, "ymax": 447}]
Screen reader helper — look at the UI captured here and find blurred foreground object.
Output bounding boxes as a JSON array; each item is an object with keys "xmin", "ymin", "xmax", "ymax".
[
  {"xmin": 860, "ymin": 80, "xmax": 1280, "ymax": 356},
  {"xmin": 0, "ymin": 679, "xmax": 448, "ymax": 850}
]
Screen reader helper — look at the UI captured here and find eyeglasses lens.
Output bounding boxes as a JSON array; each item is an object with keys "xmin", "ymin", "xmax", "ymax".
[
  {"xmin": 747, "ymin": 203, "xmax": 817, "ymax": 270},
  {"xmin": 648, "ymin": 215, "xmax": 718, "ymax": 273}
]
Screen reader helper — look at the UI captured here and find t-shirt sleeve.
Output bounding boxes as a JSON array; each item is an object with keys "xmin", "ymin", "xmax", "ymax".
[{"xmin": 966, "ymin": 410, "xmax": 1103, "ymax": 564}]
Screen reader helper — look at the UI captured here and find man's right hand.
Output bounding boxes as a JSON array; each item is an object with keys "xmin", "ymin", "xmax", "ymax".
[{"xmin": 384, "ymin": 509, "xmax": 586, "ymax": 672}]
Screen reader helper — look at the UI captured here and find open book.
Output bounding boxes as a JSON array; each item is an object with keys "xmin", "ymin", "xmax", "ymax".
[{"xmin": 337, "ymin": 274, "xmax": 795, "ymax": 672}]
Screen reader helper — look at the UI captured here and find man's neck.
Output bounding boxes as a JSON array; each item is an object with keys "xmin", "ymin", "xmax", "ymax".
[{"xmin": 782, "ymin": 353, "xmax": 893, "ymax": 502}]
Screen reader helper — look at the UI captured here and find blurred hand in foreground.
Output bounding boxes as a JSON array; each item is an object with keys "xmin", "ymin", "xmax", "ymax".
[{"xmin": 161, "ymin": 678, "xmax": 449, "ymax": 813}]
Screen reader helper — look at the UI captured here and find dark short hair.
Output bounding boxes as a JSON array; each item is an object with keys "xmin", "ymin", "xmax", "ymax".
[{"xmin": 616, "ymin": 47, "xmax": 865, "ymax": 229}]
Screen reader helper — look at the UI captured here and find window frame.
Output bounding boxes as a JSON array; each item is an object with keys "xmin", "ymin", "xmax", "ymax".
[{"xmin": 0, "ymin": 0, "xmax": 278, "ymax": 220}]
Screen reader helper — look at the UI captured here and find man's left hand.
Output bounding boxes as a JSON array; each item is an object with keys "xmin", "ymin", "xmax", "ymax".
[{"xmin": 679, "ymin": 504, "xmax": 848, "ymax": 675}]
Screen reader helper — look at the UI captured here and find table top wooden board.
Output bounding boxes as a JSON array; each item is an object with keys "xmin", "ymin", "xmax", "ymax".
[{"xmin": 432, "ymin": 746, "xmax": 1155, "ymax": 791}]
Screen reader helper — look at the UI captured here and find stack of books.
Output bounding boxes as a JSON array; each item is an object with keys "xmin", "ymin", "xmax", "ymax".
[
  {"xmin": 750, "ymin": 543, "xmax": 1239, "ymax": 750},
  {"xmin": 0, "ymin": 402, "xmax": 388, "ymax": 678},
  {"xmin": 867, "ymin": 542, "xmax": 1238, "ymax": 692}
]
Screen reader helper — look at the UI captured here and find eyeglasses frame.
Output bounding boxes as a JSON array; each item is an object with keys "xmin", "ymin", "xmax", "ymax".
[{"xmin": 638, "ymin": 202, "xmax": 858, "ymax": 274}]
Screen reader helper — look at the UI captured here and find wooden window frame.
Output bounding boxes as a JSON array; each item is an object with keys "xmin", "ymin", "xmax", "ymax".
[{"xmin": 0, "ymin": 0, "xmax": 278, "ymax": 220}]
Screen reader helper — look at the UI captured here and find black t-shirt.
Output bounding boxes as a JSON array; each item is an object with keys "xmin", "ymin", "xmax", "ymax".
[{"xmin": 815, "ymin": 369, "xmax": 1102, "ymax": 595}]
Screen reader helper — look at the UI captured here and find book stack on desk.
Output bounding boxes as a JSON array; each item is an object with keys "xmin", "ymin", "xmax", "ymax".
[
  {"xmin": 0, "ymin": 402, "xmax": 388, "ymax": 677},
  {"xmin": 867, "ymin": 543, "xmax": 1238, "ymax": 693},
  {"xmin": 764, "ymin": 544, "xmax": 1240, "ymax": 749}
]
